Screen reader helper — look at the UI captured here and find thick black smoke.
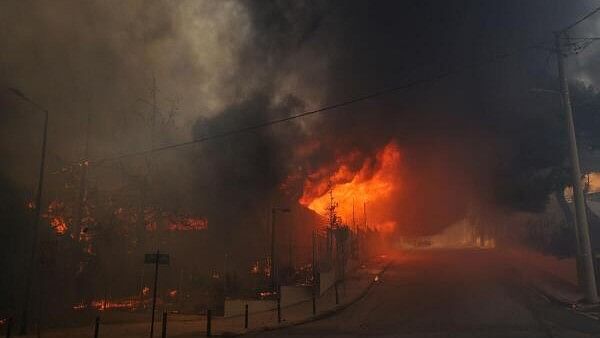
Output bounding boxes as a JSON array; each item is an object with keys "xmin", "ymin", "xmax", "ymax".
[
  {"xmin": 0, "ymin": 0, "xmax": 599, "ymax": 284},
  {"xmin": 1, "ymin": 0, "xmax": 599, "ymax": 322},
  {"xmin": 189, "ymin": 1, "xmax": 597, "ymax": 238}
]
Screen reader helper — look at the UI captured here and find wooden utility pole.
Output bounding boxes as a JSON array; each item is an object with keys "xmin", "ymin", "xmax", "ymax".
[
  {"xmin": 270, "ymin": 208, "xmax": 290, "ymax": 293},
  {"xmin": 270, "ymin": 209, "xmax": 277, "ymax": 292},
  {"xmin": 73, "ymin": 109, "xmax": 91, "ymax": 240},
  {"xmin": 8, "ymin": 88, "xmax": 49, "ymax": 335},
  {"xmin": 353, "ymin": 198, "xmax": 359, "ymax": 260},
  {"xmin": 555, "ymin": 31, "xmax": 598, "ymax": 303}
]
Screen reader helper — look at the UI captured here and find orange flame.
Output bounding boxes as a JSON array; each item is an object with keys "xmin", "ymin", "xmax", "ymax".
[
  {"xmin": 50, "ymin": 216, "xmax": 68, "ymax": 235},
  {"xmin": 73, "ymin": 297, "xmax": 143, "ymax": 312},
  {"xmin": 167, "ymin": 217, "xmax": 208, "ymax": 231},
  {"xmin": 44, "ymin": 200, "xmax": 69, "ymax": 235},
  {"xmin": 299, "ymin": 142, "xmax": 402, "ymax": 233}
]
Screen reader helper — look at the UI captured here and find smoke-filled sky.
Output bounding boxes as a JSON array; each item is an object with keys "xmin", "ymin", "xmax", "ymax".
[{"xmin": 1, "ymin": 1, "xmax": 600, "ymax": 239}]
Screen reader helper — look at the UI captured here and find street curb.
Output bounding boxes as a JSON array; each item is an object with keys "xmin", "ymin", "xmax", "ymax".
[
  {"xmin": 529, "ymin": 282, "xmax": 578, "ymax": 307},
  {"xmin": 221, "ymin": 261, "xmax": 392, "ymax": 337}
]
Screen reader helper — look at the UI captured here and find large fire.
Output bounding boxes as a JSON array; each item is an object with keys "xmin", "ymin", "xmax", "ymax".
[{"xmin": 299, "ymin": 141, "xmax": 402, "ymax": 232}]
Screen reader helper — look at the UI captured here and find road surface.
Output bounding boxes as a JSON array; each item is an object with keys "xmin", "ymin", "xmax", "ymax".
[{"xmin": 246, "ymin": 249, "xmax": 600, "ymax": 338}]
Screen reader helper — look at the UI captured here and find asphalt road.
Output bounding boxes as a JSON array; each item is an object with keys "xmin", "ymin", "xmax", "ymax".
[{"xmin": 247, "ymin": 249, "xmax": 600, "ymax": 338}]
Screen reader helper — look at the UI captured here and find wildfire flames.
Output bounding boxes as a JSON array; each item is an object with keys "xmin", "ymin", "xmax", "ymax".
[
  {"xmin": 50, "ymin": 217, "xmax": 68, "ymax": 235},
  {"xmin": 73, "ymin": 298, "xmax": 143, "ymax": 312},
  {"xmin": 300, "ymin": 141, "xmax": 402, "ymax": 232},
  {"xmin": 167, "ymin": 216, "xmax": 208, "ymax": 231},
  {"xmin": 44, "ymin": 200, "xmax": 69, "ymax": 235}
]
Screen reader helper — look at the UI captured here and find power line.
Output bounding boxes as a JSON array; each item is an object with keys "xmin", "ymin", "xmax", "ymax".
[
  {"xmin": 559, "ymin": 5, "xmax": 600, "ymax": 33},
  {"xmin": 91, "ymin": 42, "xmax": 547, "ymax": 165},
  {"xmin": 89, "ymin": 7, "xmax": 600, "ymax": 165}
]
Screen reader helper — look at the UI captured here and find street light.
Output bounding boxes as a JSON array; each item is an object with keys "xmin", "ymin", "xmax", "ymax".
[
  {"xmin": 8, "ymin": 87, "xmax": 50, "ymax": 334},
  {"xmin": 270, "ymin": 207, "xmax": 291, "ymax": 294}
]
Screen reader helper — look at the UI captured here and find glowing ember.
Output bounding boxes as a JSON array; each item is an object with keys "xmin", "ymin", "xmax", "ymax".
[
  {"xmin": 50, "ymin": 217, "xmax": 68, "ymax": 235},
  {"xmin": 91, "ymin": 299, "xmax": 139, "ymax": 311},
  {"xmin": 72, "ymin": 303, "xmax": 87, "ymax": 310},
  {"xmin": 258, "ymin": 291, "xmax": 275, "ymax": 298},
  {"xmin": 167, "ymin": 217, "xmax": 208, "ymax": 231},
  {"xmin": 73, "ymin": 297, "xmax": 143, "ymax": 312},
  {"xmin": 300, "ymin": 142, "xmax": 402, "ymax": 232},
  {"xmin": 44, "ymin": 200, "xmax": 69, "ymax": 235}
]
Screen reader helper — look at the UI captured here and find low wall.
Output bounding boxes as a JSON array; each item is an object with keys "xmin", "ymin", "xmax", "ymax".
[
  {"xmin": 224, "ymin": 299, "xmax": 276, "ymax": 317},
  {"xmin": 281, "ymin": 285, "xmax": 312, "ymax": 307},
  {"xmin": 319, "ymin": 269, "xmax": 336, "ymax": 295}
]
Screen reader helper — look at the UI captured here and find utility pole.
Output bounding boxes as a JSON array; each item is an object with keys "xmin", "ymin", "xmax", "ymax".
[
  {"xmin": 8, "ymin": 88, "xmax": 50, "ymax": 335},
  {"xmin": 288, "ymin": 221, "xmax": 293, "ymax": 275},
  {"xmin": 326, "ymin": 184, "xmax": 338, "ymax": 260},
  {"xmin": 73, "ymin": 109, "xmax": 91, "ymax": 240},
  {"xmin": 270, "ymin": 209, "xmax": 277, "ymax": 292},
  {"xmin": 555, "ymin": 32, "xmax": 599, "ymax": 303},
  {"xmin": 353, "ymin": 198, "xmax": 359, "ymax": 260},
  {"xmin": 312, "ymin": 228, "xmax": 317, "ymax": 282},
  {"xmin": 363, "ymin": 202, "xmax": 368, "ymax": 257},
  {"xmin": 270, "ymin": 208, "xmax": 290, "ymax": 293},
  {"xmin": 137, "ymin": 76, "xmax": 158, "ymax": 245},
  {"xmin": 363, "ymin": 202, "xmax": 368, "ymax": 232}
]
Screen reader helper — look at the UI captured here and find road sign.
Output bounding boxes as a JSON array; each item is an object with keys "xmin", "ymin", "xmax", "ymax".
[
  {"xmin": 144, "ymin": 253, "xmax": 170, "ymax": 265},
  {"xmin": 145, "ymin": 250, "xmax": 169, "ymax": 338}
]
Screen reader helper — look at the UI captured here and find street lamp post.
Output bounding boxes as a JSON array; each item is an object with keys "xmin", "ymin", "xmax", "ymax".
[
  {"xmin": 270, "ymin": 207, "xmax": 290, "ymax": 294},
  {"xmin": 8, "ymin": 88, "xmax": 50, "ymax": 334}
]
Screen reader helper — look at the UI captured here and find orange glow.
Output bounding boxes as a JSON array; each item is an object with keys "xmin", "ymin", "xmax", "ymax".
[
  {"xmin": 588, "ymin": 172, "xmax": 600, "ymax": 193},
  {"xmin": 168, "ymin": 289, "xmax": 178, "ymax": 298},
  {"xmin": 91, "ymin": 299, "xmax": 139, "ymax": 311},
  {"xmin": 167, "ymin": 217, "xmax": 208, "ymax": 231},
  {"xmin": 299, "ymin": 142, "xmax": 402, "ymax": 233},
  {"xmin": 50, "ymin": 216, "xmax": 68, "ymax": 235},
  {"xmin": 44, "ymin": 200, "xmax": 69, "ymax": 235},
  {"xmin": 73, "ymin": 297, "xmax": 143, "ymax": 312},
  {"xmin": 258, "ymin": 291, "xmax": 275, "ymax": 298}
]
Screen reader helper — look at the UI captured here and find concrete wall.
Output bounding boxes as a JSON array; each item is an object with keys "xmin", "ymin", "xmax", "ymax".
[
  {"xmin": 280, "ymin": 285, "xmax": 312, "ymax": 307},
  {"xmin": 224, "ymin": 299, "xmax": 276, "ymax": 317},
  {"xmin": 319, "ymin": 269, "xmax": 336, "ymax": 295}
]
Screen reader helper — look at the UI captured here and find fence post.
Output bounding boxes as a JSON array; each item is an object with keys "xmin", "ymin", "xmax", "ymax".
[
  {"xmin": 5, "ymin": 317, "xmax": 12, "ymax": 338},
  {"xmin": 93, "ymin": 316, "xmax": 100, "ymax": 338},
  {"xmin": 335, "ymin": 281, "xmax": 339, "ymax": 305},
  {"xmin": 206, "ymin": 309, "xmax": 211, "ymax": 337},
  {"xmin": 161, "ymin": 311, "xmax": 167, "ymax": 338},
  {"xmin": 277, "ymin": 297, "xmax": 281, "ymax": 323},
  {"xmin": 312, "ymin": 291, "xmax": 316, "ymax": 315},
  {"xmin": 244, "ymin": 304, "xmax": 248, "ymax": 329}
]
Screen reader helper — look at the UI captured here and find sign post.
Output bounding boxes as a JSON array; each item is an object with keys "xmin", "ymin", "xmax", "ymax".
[{"xmin": 144, "ymin": 250, "xmax": 170, "ymax": 338}]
